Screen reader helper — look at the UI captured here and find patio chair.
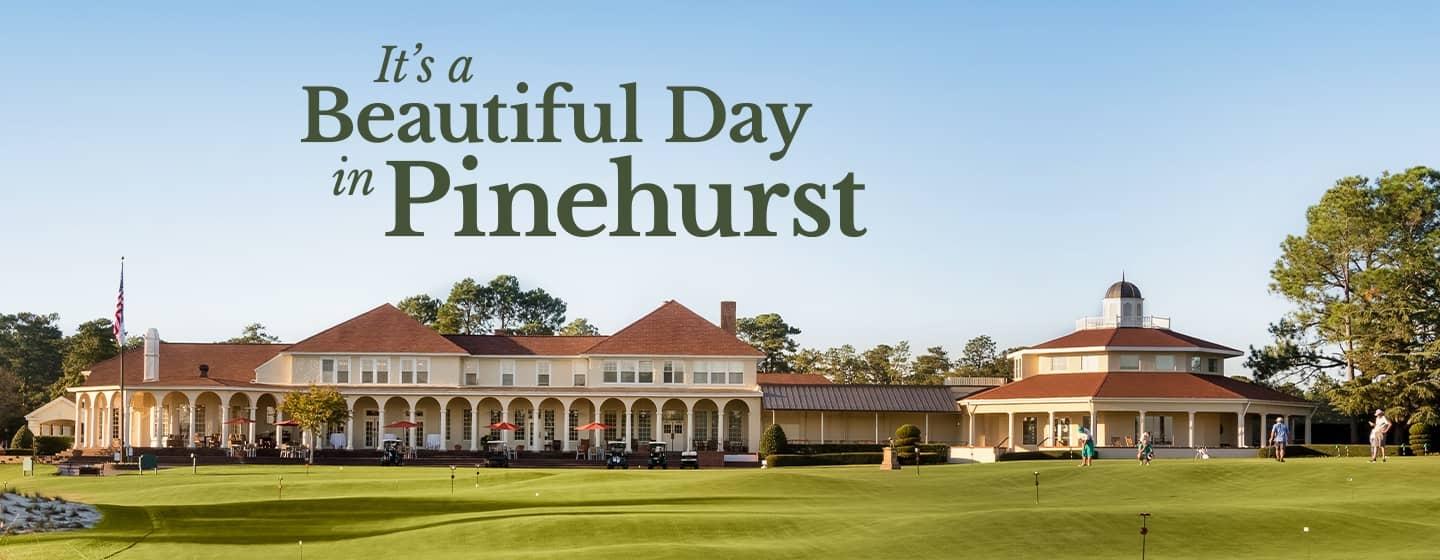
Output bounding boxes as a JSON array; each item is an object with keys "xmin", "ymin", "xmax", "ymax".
[{"xmin": 575, "ymin": 440, "xmax": 590, "ymax": 460}]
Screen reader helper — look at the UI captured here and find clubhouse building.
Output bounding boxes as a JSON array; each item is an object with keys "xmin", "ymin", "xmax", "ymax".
[
  {"xmin": 959, "ymin": 280, "xmax": 1315, "ymax": 458},
  {"xmin": 66, "ymin": 300, "xmax": 962, "ymax": 458}
]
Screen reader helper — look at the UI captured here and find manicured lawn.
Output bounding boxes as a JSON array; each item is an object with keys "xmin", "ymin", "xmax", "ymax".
[{"xmin": 1, "ymin": 457, "xmax": 1436, "ymax": 559}]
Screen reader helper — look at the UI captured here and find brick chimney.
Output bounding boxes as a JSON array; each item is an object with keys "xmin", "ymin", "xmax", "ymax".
[{"xmin": 720, "ymin": 301, "xmax": 737, "ymax": 335}]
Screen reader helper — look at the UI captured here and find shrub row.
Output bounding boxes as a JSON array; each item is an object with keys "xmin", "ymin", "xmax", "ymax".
[
  {"xmin": 35, "ymin": 436, "xmax": 73, "ymax": 456},
  {"xmin": 785, "ymin": 443, "xmax": 950, "ymax": 456},
  {"xmin": 766, "ymin": 451, "xmax": 946, "ymax": 467}
]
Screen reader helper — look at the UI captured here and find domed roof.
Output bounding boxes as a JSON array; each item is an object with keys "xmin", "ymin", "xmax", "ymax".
[{"xmin": 1105, "ymin": 280, "xmax": 1142, "ymax": 299}]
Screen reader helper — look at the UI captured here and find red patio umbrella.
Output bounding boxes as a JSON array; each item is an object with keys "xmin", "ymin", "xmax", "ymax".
[
  {"xmin": 577, "ymin": 422, "xmax": 612, "ymax": 431},
  {"xmin": 384, "ymin": 420, "xmax": 419, "ymax": 429},
  {"xmin": 274, "ymin": 419, "xmax": 301, "ymax": 427},
  {"xmin": 487, "ymin": 422, "xmax": 519, "ymax": 431},
  {"xmin": 224, "ymin": 417, "xmax": 255, "ymax": 425}
]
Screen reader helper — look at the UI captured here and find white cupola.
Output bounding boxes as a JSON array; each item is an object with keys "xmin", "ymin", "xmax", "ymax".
[{"xmin": 1102, "ymin": 276, "xmax": 1144, "ymax": 327}]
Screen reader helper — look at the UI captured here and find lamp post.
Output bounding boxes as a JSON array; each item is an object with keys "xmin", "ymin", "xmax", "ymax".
[
  {"xmin": 191, "ymin": 452, "xmax": 197, "ymax": 474},
  {"xmin": 474, "ymin": 464, "xmax": 480, "ymax": 488},
  {"xmin": 1139, "ymin": 512, "xmax": 1151, "ymax": 560},
  {"xmin": 1033, "ymin": 471, "xmax": 1040, "ymax": 505},
  {"xmin": 450, "ymin": 465, "xmax": 456, "ymax": 495}
]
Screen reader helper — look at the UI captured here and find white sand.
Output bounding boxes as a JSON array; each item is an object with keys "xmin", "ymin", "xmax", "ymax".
[{"xmin": 1, "ymin": 492, "xmax": 102, "ymax": 534}]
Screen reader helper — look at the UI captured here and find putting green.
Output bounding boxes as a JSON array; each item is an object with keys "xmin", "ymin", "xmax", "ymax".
[{"xmin": 1, "ymin": 458, "xmax": 1435, "ymax": 559}]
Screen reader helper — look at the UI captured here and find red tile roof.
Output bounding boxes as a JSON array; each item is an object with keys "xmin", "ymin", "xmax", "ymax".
[
  {"xmin": 757, "ymin": 373, "xmax": 833, "ymax": 385},
  {"xmin": 964, "ymin": 372, "xmax": 1307, "ymax": 402},
  {"xmin": 80, "ymin": 343, "xmax": 286, "ymax": 388},
  {"xmin": 444, "ymin": 335, "xmax": 609, "ymax": 356},
  {"xmin": 1029, "ymin": 327, "xmax": 1241, "ymax": 354},
  {"xmin": 286, "ymin": 304, "xmax": 468, "ymax": 354},
  {"xmin": 583, "ymin": 301, "xmax": 763, "ymax": 357}
]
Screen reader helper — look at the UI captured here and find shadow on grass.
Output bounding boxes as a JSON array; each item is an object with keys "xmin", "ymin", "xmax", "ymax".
[{"xmin": 72, "ymin": 495, "xmax": 772, "ymax": 545}]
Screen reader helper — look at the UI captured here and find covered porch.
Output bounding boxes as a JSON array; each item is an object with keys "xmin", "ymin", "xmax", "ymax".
[{"xmin": 964, "ymin": 398, "xmax": 1317, "ymax": 452}]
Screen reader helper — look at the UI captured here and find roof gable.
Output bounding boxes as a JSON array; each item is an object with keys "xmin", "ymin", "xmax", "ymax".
[
  {"xmin": 286, "ymin": 304, "xmax": 467, "ymax": 354},
  {"xmin": 584, "ymin": 301, "xmax": 763, "ymax": 357}
]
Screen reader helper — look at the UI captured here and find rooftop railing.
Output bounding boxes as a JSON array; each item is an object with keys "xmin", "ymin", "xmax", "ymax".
[{"xmin": 1074, "ymin": 315, "xmax": 1171, "ymax": 331}]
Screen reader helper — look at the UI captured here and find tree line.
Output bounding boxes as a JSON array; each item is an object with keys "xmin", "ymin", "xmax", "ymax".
[{"xmin": 1248, "ymin": 166, "xmax": 1440, "ymax": 436}]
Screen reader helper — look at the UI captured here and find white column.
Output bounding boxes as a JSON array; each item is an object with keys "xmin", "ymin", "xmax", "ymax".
[
  {"xmin": 925, "ymin": 414, "xmax": 931, "ymax": 444},
  {"xmin": 530, "ymin": 408, "xmax": 539, "ymax": 450},
  {"xmin": 966, "ymin": 411, "xmax": 975, "ymax": 446},
  {"xmin": 470, "ymin": 404, "xmax": 480, "ymax": 451},
  {"xmin": 625, "ymin": 402, "xmax": 636, "ymax": 450},
  {"xmin": 1304, "ymin": 415, "xmax": 1313, "ymax": 445},
  {"xmin": 874, "ymin": 413, "xmax": 880, "ymax": 444},
  {"xmin": 562, "ymin": 401, "xmax": 572, "ymax": 451},
  {"xmin": 684, "ymin": 404, "xmax": 695, "ymax": 451},
  {"xmin": 1006, "ymin": 412, "xmax": 1015, "ymax": 450},
  {"xmin": 408, "ymin": 407, "xmax": 417, "ymax": 448},
  {"xmin": 1236, "ymin": 411, "xmax": 1245, "ymax": 448},
  {"xmin": 187, "ymin": 404, "xmax": 197, "ymax": 448},
  {"xmin": 820, "ymin": 412, "xmax": 826, "ymax": 445},
  {"xmin": 1046, "ymin": 411, "xmax": 1055, "ymax": 447},
  {"xmin": 500, "ymin": 403, "xmax": 510, "ymax": 446},
  {"xmin": 747, "ymin": 403, "xmax": 762, "ymax": 453},
  {"xmin": 715, "ymin": 405, "xmax": 724, "ymax": 451},
  {"xmin": 1138, "ymin": 410, "xmax": 1147, "ymax": 443},
  {"xmin": 221, "ymin": 406, "xmax": 231, "ymax": 448},
  {"xmin": 1187, "ymin": 411, "xmax": 1196, "ymax": 448},
  {"xmin": 247, "ymin": 407, "xmax": 257, "ymax": 444},
  {"xmin": 346, "ymin": 408, "xmax": 356, "ymax": 450},
  {"xmin": 439, "ymin": 405, "xmax": 449, "ymax": 451}
]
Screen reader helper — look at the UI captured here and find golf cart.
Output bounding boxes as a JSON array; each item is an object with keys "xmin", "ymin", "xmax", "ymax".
[
  {"xmin": 379, "ymin": 440, "xmax": 404, "ymax": 466},
  {"xmin": 680, "ymin": 449, "xmax": 700, "ymax": 469},
  {"xmin": 647, "ymin": 441, "xmax": 668, "ymax": 469},
  {"xmin": 605, "ymin": 440, "xmax": 629, "ymax": 469},
  {"xmin": 484, "ymin": 440, "xmax": 509, "ymax": 468}
]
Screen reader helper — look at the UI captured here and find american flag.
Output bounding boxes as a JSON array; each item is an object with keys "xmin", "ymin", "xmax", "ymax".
[{"xmin": 113, "ymin": 259, "xmax": 125, "ymax": 346}]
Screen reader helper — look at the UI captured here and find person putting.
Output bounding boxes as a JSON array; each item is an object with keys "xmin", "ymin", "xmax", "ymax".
[
  {"xmin": 1269, "ymin": 417, "xmax": 1289, "ymax": 462},
  {"xmin": 1370, "ymin": 409, "xmax": 1392, "ymax": 463},
  {"xmin": 1077, "ymin": 426, "xmax": 1095, "ymax": 467}
]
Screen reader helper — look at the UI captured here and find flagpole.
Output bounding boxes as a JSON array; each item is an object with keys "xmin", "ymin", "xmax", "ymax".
[{"xmin": 118, "ymin": 257, "xmax": 128, "ymax": 463}]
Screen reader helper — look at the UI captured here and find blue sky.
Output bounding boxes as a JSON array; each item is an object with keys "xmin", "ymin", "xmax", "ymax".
[{"xmin": 2, "ymin": 3, "xmax": 1437, "ymax": 373}]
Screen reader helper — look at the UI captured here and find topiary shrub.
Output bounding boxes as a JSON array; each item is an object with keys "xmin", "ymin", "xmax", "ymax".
[
  {"xmin": 35, "ymin": 436, "xmax": 73, "ymax": 456},
  {"xmin": 10, "ymin": 426, "xmax": 34, "ymax": 450},
  {"xmin": 894, "ymin": 424, "xmax": 921, "ymax": 459},
  {"xmin": 759, "ymin": 424, "xmax": 788, "ymax": 458},
  {"xmin": 1409, "ymin": 423, "xmax": 1431, "ymax": 454}
]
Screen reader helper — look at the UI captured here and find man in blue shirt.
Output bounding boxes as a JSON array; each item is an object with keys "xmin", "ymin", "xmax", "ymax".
[{"xmin": 1268, "ymin": 417, "xmax": 1290, "ymax": 462}]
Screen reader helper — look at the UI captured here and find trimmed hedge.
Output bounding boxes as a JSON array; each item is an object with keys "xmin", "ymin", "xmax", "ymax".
[
  {"xmin": 10, "ymin": 426, "xmax": 34, "ymax": 450},
  {"xmin": 766, "ymin": 451, "xmax": 946, "ymax": 467},
  {"xmin": 34, "ymin": 436, "xmax": 73, "ymax": 456},
  {"xmin": 786, "ymin": 443, "xmax": 950, "ymax": 456},
  {"xmin": 1, "ymin": 448, "xmax": 35, "ymax": 456},
  {"xmin": 760, "ymin": 424, "xmax": 788, "ymax": 457}
]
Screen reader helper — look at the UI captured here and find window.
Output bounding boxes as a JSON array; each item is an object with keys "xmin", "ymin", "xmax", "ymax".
[
  {"xmin": 489, "ymin": 410, "xmax": 502, "ymax": 439},
  {"xmin": 727, "ymin": 410, "xmax": 743, "ymax": 443},
  {"xmin": 376, "ymin": 358, "xmax": 389, "ymax": 384},
  {"xmin": 445, "ymin": 408, "xmax": 454, "ymax": 439},
  {"xmin": 693, "ymin": 362, "xmax": 709, "ymax": 384},
  {"xmin": 462, "ymin": 409, "xmax": 473, "ymax": 441},
  {"xmin": 463, "ymin": 361, "xmax": 478, "ymax": 386},
  {"xmin": 638, "ymin": 360, "xmax": 654, "ymax": 383},
  {"xmin": 603, "ymin": 411, "xmax": 618, "ymax": 441},
  {"xmin": 620, "ymin": 361, "xmax": 637, "ymax": 383},
  {"xmin": 1190, "ymin": 357, "xmax": 1203, "ymax": 372},
  {"xmin": 322, "ymin": 359, "xmax": 336, "ymax": 384},
  {"xmin": 501, "ymin": 360, "xmax": 515, "ymax": 386},
  {"xmin": 694, "ymin": 411, "xmax": 710, "ymax": 442},
  {"xmin": 1119, "ymin": 355, "xmax": 1140, "ymax": 370},
  {"xmin": 542, "ymin": 409, "xmax": 556, "ymax": 442},
  {"xmin": 1207, "ymin": 358, "xmax": 1219, "ymax": 373},
  {"xmin": 416, "ymin": 358, "xmax": 429, "ymax": 384},
  {"xmin": 728, "ymin": 362, "xmax": 744, "ymax": 384},
  {"xmin": 336, "ymin": 358, "xmax": 350, "ymax": 384},
  {"xmin": 537, "ymin": 361, "xmax": 551, "ymax": 386},
  {"xmin": 637, "ymin": 410, "xmax": 652, "ymax": 442},
  {"xmin": 364, "ymin": 410, "xmax": 379, "ymax": 447},
  {"xmin": 400, "ymin": 359, "xmax": 416, "ymax": 384},
  {"xmin": 1082, "ymin": 355, "xmax": 1101, "ymax": 372},
  {"xmin": 361, "ymin": 358, "xmax": 376, "ymax": 384},
  {"xmin": 663, "ymin": 360, "xmax": 685, "ymax": 383},
  {"xmin": 1022, "ymin": 417, "xmax": 1038, "ymax": 445},
  {"xmin": 568, "ymin": 410, "xmax": 579, "ymax": 441},
  {"xmin": 1013, "ymin": 358, "xmax": 1023, "ymax": 379},
  {"xmin": 573, "ymin": 361, "xmax": 587, "ymax": 386},
  {"xmin": 603, "ymin": 361, "xmax": 618, "ymax": 383},
  {"xmin": 1155, "ymin": 355, "xmax": 1176, "ymax": 371},
  {"xmin": 1049, "ymin": 356, "xmax": 1068, "ymax": 371},
  {"xmin": 513, "ymin": 409, "xmax": 527, "ymax": 442}
]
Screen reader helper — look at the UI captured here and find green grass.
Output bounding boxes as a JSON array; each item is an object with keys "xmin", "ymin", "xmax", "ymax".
[{"xmin": 1, "ymin": 457, "xmax": 1437, "ymax": 559}]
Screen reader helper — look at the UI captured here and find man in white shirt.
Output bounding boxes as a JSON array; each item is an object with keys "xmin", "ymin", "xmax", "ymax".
[{"xmin": 1370, "ymin": 409, "xmax": 1391, "ymax": 463}]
